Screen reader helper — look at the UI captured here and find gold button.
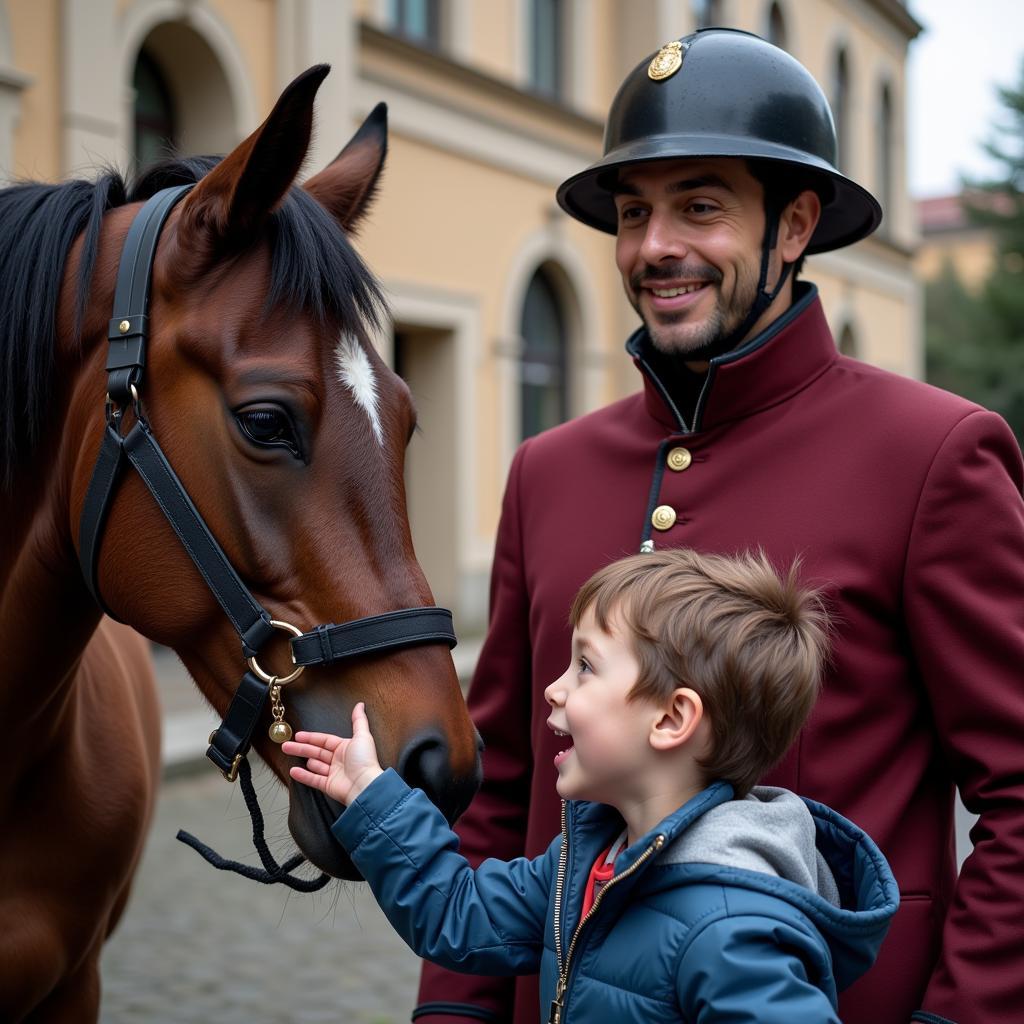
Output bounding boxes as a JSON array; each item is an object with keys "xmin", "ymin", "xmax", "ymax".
[
  {"xmin": 667, "ymin": 447, "xmax": 692, "ymax": 472},
  {"xmin": 651, "ymin": 505, "xmax": 677, "ymax": 531}
]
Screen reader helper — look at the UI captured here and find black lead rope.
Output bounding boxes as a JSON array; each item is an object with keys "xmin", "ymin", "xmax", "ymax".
[{"xmin": 175, "ymin": 759, "xmax": 330, "ymax": 892}]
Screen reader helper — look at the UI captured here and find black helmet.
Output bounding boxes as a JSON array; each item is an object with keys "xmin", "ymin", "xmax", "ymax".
[{"xmin": 556, "ymin": 28, "xmax": 881, "ymax": 253}]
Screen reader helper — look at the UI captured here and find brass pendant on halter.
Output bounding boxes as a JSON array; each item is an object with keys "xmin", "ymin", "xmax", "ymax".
[
  {"xmin": 242, "ymin": 619, "xmax": 305, "ymax": 744},
  {"xmin": 268, "ymin": 681, "xmax": 293, "ymax": 743}
]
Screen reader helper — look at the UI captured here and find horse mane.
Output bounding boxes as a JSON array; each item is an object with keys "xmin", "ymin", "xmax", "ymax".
[{"xmin": 0, "ymin": 155, "xmax": 385, "ymax": 489}]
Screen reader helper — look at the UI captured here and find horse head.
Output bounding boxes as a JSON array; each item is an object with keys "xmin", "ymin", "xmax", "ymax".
[{"xmin": 67, "ymin": 67, "xmax": 482, "ymax": 879}]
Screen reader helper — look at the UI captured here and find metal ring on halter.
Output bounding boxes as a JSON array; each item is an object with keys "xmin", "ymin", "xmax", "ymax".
[
  {"xmin": 105, "ymin": 383, "xmax": 141, "ymax": 409},
  {"xmin": 104, "ymin": 382, "xmax": 141, "ymax": 413},
  {"xmin": 246, "ymin": 619, "xmax": 305, "ymax": 684}
]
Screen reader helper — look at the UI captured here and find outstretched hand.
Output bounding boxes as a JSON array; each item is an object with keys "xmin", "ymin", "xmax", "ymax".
[{"xmin": 282, "ymin": 702, "xmax": 384, "ymax": 806}]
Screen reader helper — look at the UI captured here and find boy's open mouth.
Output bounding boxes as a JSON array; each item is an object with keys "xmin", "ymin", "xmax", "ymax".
[{"xmin": 553, "ymin": 730, "xmax": 573, "ymax": 768}]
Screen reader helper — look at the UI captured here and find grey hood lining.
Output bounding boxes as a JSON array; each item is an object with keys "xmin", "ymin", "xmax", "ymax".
[{"xmin": 659, "ymin": 785, "xmax": 841, "ymax": 907}]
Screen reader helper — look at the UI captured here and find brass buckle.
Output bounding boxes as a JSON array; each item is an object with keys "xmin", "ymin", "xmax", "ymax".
[
  {"xmin": 208, "ymin": 731, "xmax": 244, "ymax": 783},
  {"xmin": 223, "ymin": 753, "xmax": 243, "ymax": 783},
  {"xmin": 247, "ymin": 619, "xmax": 305, "ymax": 685}
]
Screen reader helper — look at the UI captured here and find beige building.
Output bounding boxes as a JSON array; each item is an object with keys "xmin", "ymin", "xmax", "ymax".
[
  {"xmin": 916, "ymin": 191, "xmax": 1008, "ymax": 292},
  {"xmin": 1, "ymin": 0, "xmax": 922, "ymax": 643}
]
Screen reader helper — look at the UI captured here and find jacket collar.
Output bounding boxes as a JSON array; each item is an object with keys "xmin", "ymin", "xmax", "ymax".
[
  {"xmin": 627, "ymin": 282, "xmax": 838, "ymax": 434},
  {"xmin": 569, "ymin": 781, "xmax": 735, "ymax": 876}
]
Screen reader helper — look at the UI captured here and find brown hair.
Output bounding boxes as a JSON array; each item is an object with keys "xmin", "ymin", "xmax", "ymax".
[{"xmin": 569, "ymin": 548, "xmax": 829, "ymax": 798}]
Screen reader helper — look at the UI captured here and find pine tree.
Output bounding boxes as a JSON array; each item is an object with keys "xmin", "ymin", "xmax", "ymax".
[{"xmin": 924, "ymin": 58, "xmax": 1024, "ymax": 444}]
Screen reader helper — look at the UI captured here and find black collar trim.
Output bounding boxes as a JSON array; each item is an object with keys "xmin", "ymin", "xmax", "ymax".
[{"xmin": 626, "ymin": 282, "xmax": 819, "ymax": 434}]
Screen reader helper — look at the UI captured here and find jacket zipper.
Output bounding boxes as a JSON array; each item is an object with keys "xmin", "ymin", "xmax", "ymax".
[{"xmin": 548, "ymin": 802, "xmax": 665, "ymax": 1024}]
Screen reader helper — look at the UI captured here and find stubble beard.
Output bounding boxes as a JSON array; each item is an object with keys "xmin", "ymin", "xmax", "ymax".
[{"xmin": 632, "ymin": 261, "xmax": 760, "ymax": 360}]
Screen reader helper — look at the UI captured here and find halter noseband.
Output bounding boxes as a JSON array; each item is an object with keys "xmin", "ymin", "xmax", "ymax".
[{"xmin": 78, "ymin": 186, "xmax": 457, "ymax": 888}]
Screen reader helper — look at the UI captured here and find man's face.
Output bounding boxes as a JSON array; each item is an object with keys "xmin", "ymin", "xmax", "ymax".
[{"xmin": 613, "ymin": 158, "xmax": 769, "ymax": 358}]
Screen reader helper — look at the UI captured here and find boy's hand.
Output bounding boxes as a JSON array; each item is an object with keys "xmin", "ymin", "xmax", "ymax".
[{"xmin": 282, "ymin": 702, "xmax": 384, "ymax": 805}]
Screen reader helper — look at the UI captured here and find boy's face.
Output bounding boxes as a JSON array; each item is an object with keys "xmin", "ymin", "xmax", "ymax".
[{"xmin": 544, "ymin": 605, "xmax": 662, "ymax": 806}]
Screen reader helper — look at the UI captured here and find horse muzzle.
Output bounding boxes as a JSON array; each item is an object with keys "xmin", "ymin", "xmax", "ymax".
[{"xmin": 290, "ymin": 730, "xmax": 483, "ymax": 880}]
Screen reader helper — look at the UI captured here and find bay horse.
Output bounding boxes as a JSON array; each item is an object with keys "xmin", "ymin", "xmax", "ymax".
[{"xmin": 0, "ymin": 66, "xmax": 481, "ymax": 1022}]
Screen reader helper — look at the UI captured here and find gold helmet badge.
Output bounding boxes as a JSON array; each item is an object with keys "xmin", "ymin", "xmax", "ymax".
[{"xmin": 648, "ymin": 40, "xmax": 684, "ymax": 81}]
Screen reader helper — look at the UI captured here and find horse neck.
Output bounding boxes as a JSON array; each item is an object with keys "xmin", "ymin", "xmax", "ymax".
[{"xmin": 0, "ymin": 268, "xmax": 111, "ymax": 728}]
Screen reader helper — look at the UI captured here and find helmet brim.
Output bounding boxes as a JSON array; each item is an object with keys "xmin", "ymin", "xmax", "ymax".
[{"xmin": 556, "ymin": 137, "xmax": 883, "ymax": 254}]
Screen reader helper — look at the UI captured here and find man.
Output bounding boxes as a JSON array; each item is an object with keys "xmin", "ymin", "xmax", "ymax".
[{"xmin": 416, "ymin": 28, "xmax": 1024, "ymax": 1024}]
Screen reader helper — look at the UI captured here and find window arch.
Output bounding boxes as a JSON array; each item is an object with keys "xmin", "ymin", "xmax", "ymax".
[
  {"xmin": 766, "ymin": 2, "xmax": 788, "ymax": 50},
  {"xmin": 519, "ymin": 265, "xmax": 569, "ymax": 439},
  {"xmin": 133, "ymin": 49, "xmax": 177, "ymax": 169},
  {"xmin": 832, "ymin": 46, "xmax": 850, "ymax": 172},
  {"xmin": 129, "ymin": 21, "xmax": 237, "ymax": 165},
  {"xmin": 877, "ymin": 80, "xmax": 894, "ymax": 235}
]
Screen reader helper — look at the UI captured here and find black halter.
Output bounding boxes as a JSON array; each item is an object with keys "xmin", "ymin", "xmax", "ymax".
[{"xmin": 78, "ymin": 185, "xmax": 457, "ymax": 887}]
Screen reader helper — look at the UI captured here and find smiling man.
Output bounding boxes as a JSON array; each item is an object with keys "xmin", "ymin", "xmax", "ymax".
[{"xmin": 416, "ymin": 28, "xmax": 1024, "ymax": 1024}]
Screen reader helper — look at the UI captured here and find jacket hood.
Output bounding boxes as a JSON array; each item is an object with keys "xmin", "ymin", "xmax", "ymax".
[
  {"xmin": 661, "ymin": 785, "xmax": 841, "ymax": 905},
  {"xmin": 569, "ymin": 783, "xmax": 898, "ymax": 992}
]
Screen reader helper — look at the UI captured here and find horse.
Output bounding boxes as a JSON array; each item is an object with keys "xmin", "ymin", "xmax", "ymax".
[{"xmin": 0, "ymin": 65, "xmax": 482, "ymax": 1022}]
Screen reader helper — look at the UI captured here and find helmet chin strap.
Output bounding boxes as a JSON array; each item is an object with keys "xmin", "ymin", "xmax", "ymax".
[{"xmin": 690, "ymin": 202, "xmax": 793, "ymax": 362}]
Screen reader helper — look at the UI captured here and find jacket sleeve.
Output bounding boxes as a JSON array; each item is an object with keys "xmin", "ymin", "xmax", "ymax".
[
  {"xmin": 335, "ymin": 769, "xmax": 554, "ymax": 976},
  {"xmin": 903, "ymin": 410, "xmax": 1024, "ymax": 1024},
  {"xmin": 417, "ymin": 443, "xmax": 536, "ymax": 1022},
  {"xmin": 676, "ymin": 915, "xmax": 841, "ymax": 1023}
]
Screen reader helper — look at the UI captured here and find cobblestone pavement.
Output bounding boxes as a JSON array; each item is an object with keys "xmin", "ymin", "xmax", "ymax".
[{"xmin": 100, "ymin": 763, "xmax": 422, "ymax": 1024}]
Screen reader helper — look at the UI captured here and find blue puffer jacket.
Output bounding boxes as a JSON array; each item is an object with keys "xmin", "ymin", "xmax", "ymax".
[{"xmin": 333, "ymin": 772, "xmax": 898, "ymax": 1023}]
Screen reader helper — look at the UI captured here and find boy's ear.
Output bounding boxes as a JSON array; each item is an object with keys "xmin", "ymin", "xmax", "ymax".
[{"xmin": 650, "ymin": 688, "xmax": 705, "ymax": 751}]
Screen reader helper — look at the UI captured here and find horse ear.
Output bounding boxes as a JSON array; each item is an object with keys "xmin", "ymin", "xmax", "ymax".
[
  {"xmin": 303, "ymin": 103, "xmax": 388, "ymax": 234},
  {"xmin": 177, "ymin": 65, "xmax": 330, "ymax": 252}
]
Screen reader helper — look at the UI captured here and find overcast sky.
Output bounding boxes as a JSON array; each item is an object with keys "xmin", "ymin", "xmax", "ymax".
[{"xmin": 907, "ymin": 0, "xmax": 1023, "ymax": 197}]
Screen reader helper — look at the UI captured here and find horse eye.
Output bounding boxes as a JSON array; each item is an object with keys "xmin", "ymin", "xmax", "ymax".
[{"xmin": 235, "ymin": 406, "xmax": 305, "ymax": 461}]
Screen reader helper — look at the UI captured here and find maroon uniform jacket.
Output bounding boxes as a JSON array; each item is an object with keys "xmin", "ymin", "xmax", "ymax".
[{"xmin": 416, "ymin": 285, "xmax": 1024, "ymax": 1024}]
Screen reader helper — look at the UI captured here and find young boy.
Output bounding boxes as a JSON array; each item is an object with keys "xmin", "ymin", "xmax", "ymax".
[{"xmin": 283, "ymin": 549, "xmax": 898, "ymax": 1023}]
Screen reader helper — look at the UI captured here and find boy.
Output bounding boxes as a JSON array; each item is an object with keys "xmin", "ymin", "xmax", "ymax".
[{"xmin": 284, "ymin": 549, "xmax": 898, "ymax": 1023}]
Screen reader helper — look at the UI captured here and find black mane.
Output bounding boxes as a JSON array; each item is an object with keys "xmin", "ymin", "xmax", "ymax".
[{"xmin": 0, "ymin": 155, "xmax": 385, "ymax": 488}]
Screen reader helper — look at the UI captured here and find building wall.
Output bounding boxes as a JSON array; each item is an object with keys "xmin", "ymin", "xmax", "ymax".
[
  {"xmin": 5, "ymin": 0, "xmax": 59, "ymax": 181},
  {"xmin": 917, "ymin": 229, "xmax": 997, "ymax": 292},
  {"xmin": 0, "ymin": 0, "xmax": 923, "ymax": 631},
  {"xmin": 916, "ymin": 194, "xmax": 1000, "ymax": 294}
]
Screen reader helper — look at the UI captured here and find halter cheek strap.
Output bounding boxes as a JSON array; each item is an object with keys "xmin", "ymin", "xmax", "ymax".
[
  {"xmin": 79, "ymin": 186, "xmax": 458, "ymax": 889},
  {"xmin": 698, "ymin": 200, "xmax": 794, "ymax": 361}
]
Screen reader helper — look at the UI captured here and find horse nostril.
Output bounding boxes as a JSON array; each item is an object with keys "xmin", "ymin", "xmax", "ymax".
[{"xmin": 397, "ymin": 732, "xmax": 482, "ymax": 826}]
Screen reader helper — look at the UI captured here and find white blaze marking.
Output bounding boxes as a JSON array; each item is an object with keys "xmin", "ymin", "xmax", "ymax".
[{"xmin": 334, "ymin": 333, "xmax": 384, "ymax": 446}]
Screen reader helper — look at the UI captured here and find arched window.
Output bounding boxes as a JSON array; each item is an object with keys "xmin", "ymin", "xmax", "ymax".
[
  {"xmin": 838, "ymin": 323, "xmax": 857, "ymax": 358},
  {"xmin": 529, "ymin": 0, "xmax": 564, "ymax": 98},
  {"xmin": 132, "ymin": 23, "xmax": 236, "ymax": 158},
  {"xmin": 877, "ymin": 81, "xmax": 894, "ymax": 235},
  {"xmin": 519, "ymin": 266, "xmax": 568, "ymax": 439},
  {"xmin": 831, "ymin": 47, "xmax": 850, "ymax": 172},
  {"xmin": 692, "ymin": 0, "xmax": 723, "ymax": 29},
  {"xmin": 133, "ymin": 50, "xmax": 177, "ymax": 169},
  {"xmin": 767, "ymin": 2, "xmax": 787, "ymax": 50}
]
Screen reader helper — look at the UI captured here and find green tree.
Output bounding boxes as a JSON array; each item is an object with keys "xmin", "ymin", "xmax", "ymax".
[{"xmin": 924, "ymin": 58, "xmax": 1024, "ymax": 444}]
